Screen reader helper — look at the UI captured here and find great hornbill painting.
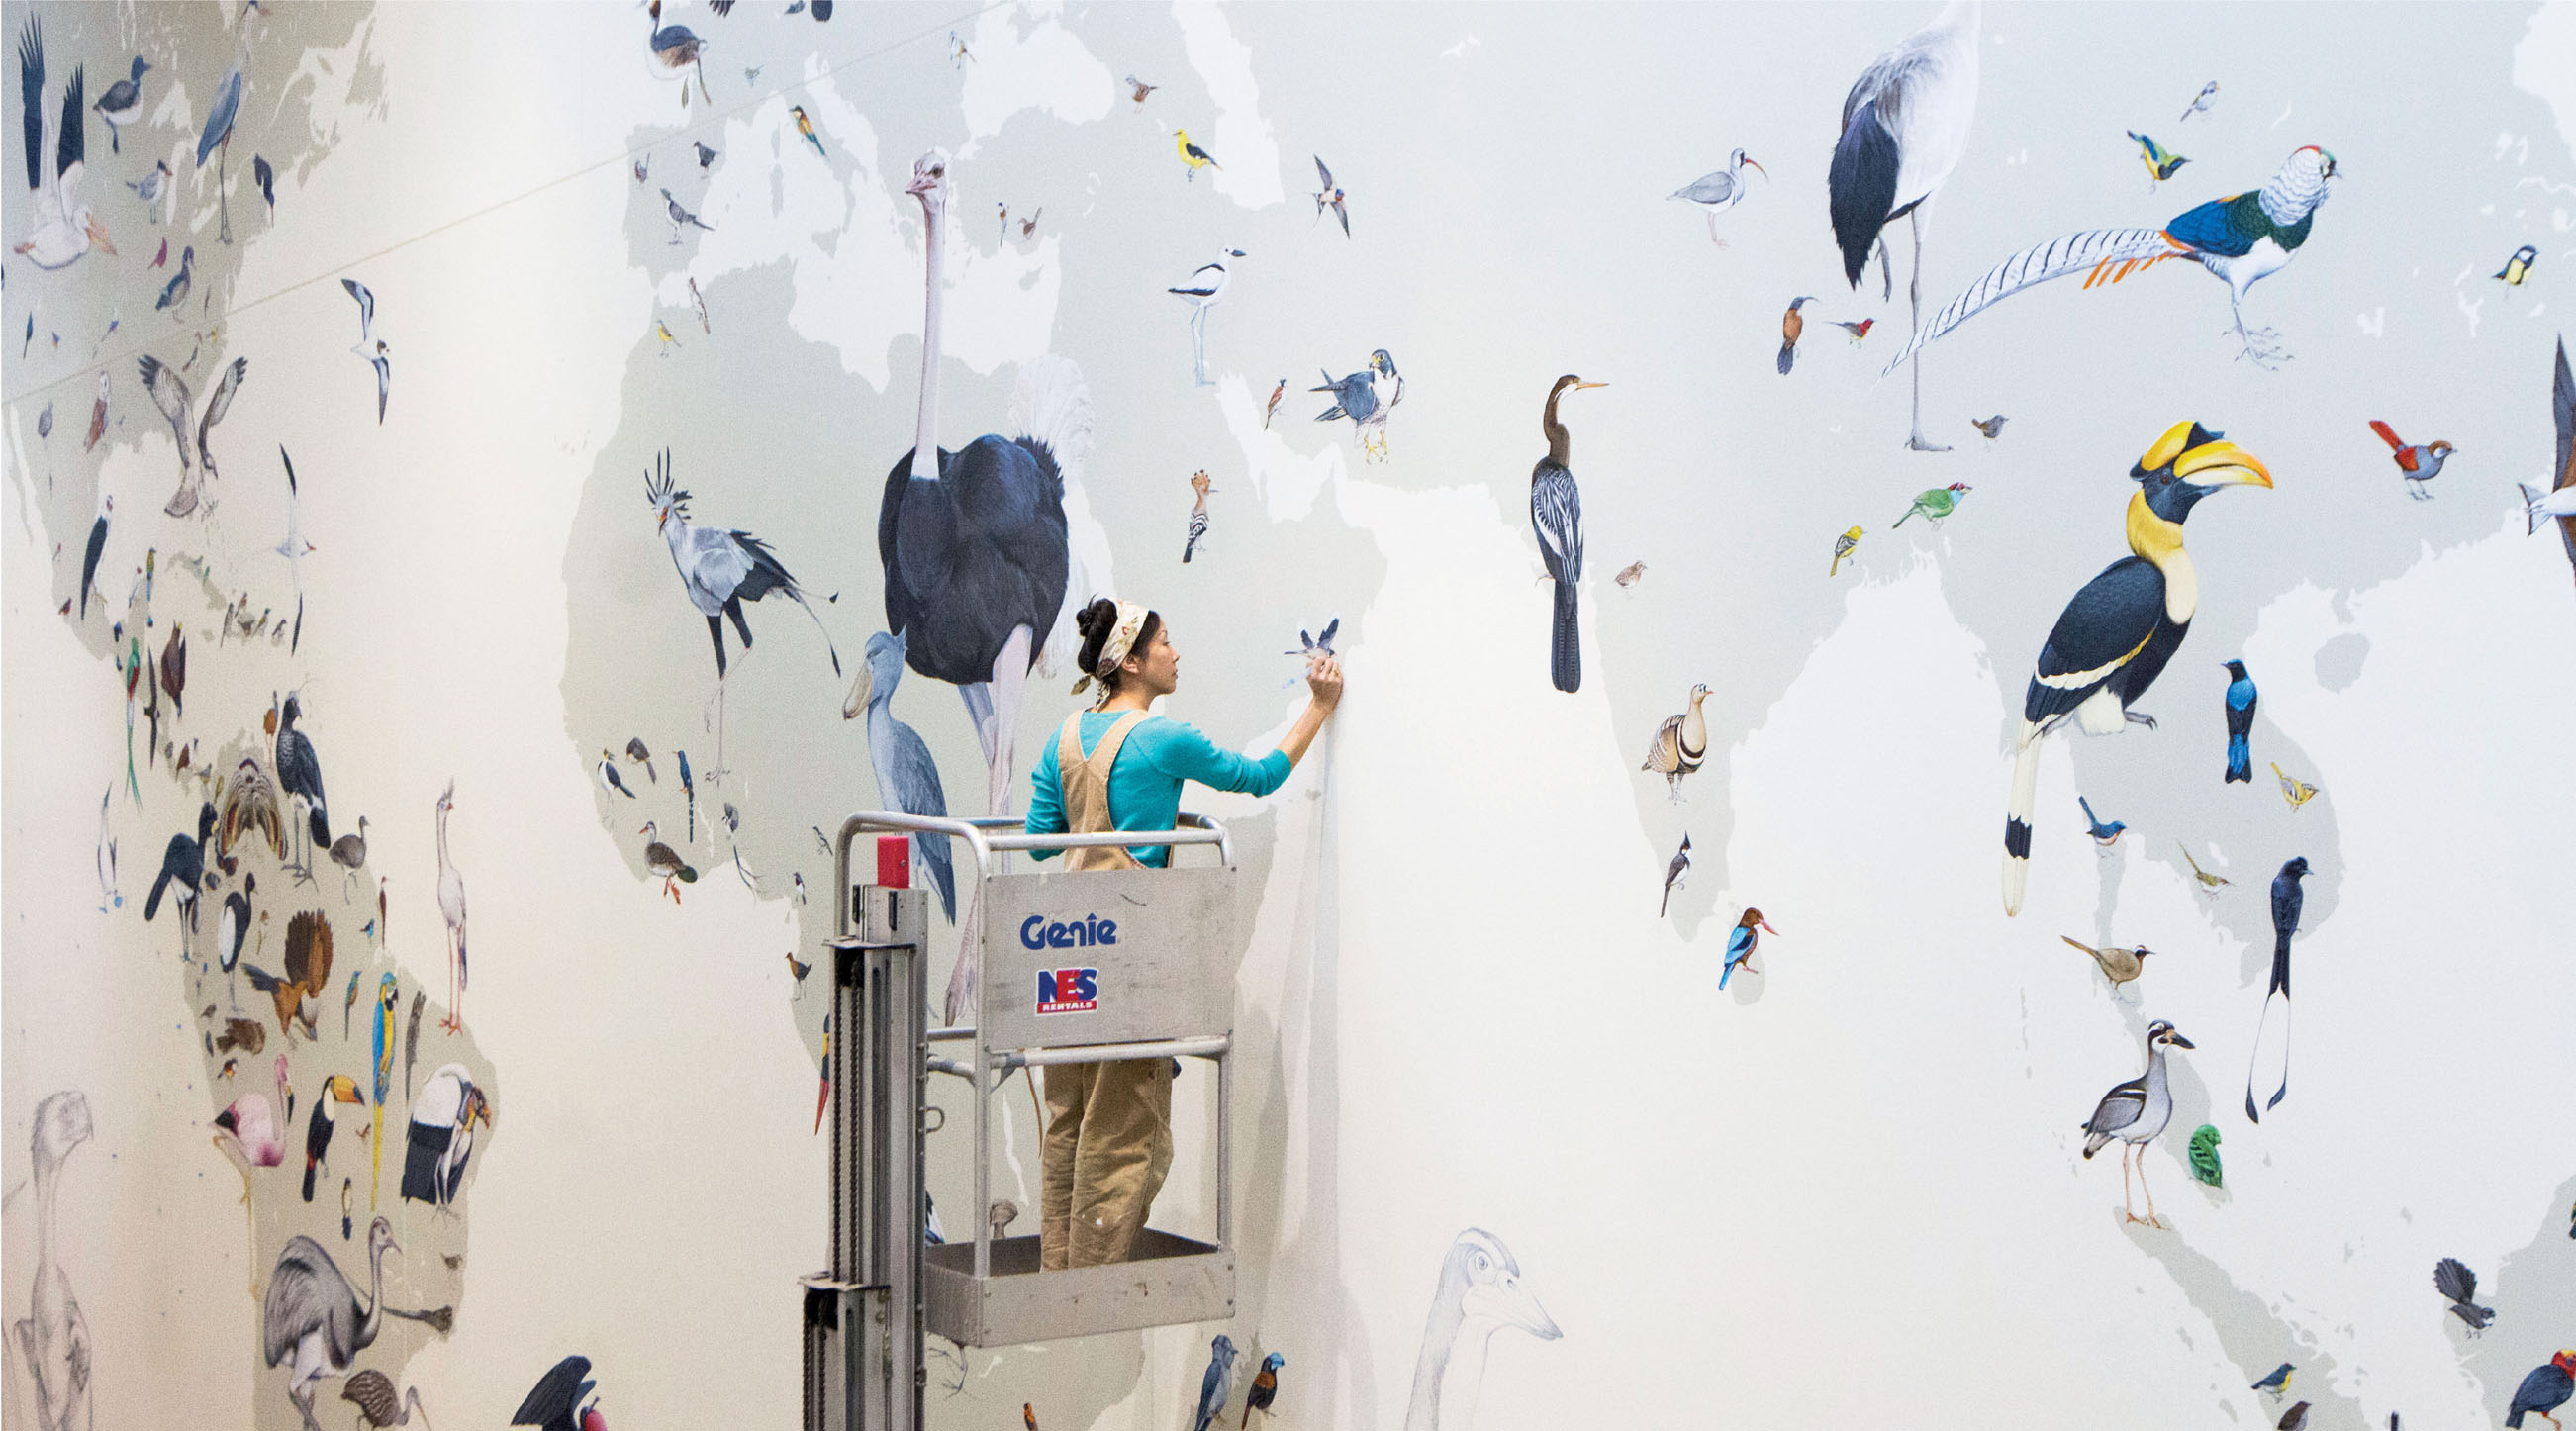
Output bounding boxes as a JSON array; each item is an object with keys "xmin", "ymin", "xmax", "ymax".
[{"xmin": 2001, "ymin": 422, "xmax": 2271, "ymax": 915}]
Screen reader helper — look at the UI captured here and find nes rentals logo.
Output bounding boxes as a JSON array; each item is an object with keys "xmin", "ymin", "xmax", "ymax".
[
  {"xmin": 1036, "ymin": 967, "xmax": 1098, "ymax": 1015},
  {"xmin": 1025, "ymin": 914, "xmax": 1114, "ymax": 1012}
]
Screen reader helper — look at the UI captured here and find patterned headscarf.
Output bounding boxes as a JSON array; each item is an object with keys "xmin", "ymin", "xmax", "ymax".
[{"xmin": 1070, "ymin": 600, "xmax": 1151, "ymax": 708}]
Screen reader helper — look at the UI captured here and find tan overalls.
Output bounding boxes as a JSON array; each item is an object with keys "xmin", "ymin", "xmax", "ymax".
[{"xmin": 1038, "ymin": 710, "xmax": 1176, "ymax": 1271}]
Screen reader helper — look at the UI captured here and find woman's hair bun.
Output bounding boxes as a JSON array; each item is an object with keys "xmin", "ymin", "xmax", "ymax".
[{"xmin": 1074, "ymin": 597, "xmax": 1118, "ymax": 641}]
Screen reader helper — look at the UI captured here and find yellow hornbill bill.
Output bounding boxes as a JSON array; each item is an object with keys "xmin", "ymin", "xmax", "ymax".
[{"xmin": 2002, "ymin": 421, "xmax": 2271, "ymax": 915}]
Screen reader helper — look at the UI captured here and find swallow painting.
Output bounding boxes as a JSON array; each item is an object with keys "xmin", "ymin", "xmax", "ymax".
[{"xmin": 1312, "ymin": 155, "xmax": 1348, "ymax": 236}]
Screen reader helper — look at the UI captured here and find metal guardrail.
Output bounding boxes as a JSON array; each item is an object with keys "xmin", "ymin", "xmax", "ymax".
[{"xmin": 827, "ymin": 811, "xmax": 1238, "ymax": 1353}]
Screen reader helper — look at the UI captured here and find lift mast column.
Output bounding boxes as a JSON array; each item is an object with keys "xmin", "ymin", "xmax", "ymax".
[{"xmin": 804, "ymin": 854, "xmax": 927, "ymax": 1431}]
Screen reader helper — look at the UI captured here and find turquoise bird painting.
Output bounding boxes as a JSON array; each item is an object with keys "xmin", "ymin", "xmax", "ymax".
[
  {"xmin": 371, "ymin": 973, "xmax": 397, "ymax": 1207},
  {"xmin": 1720, "ymin": 907, "xmax": 1776, "ymax": 989},
  {"xmin": 1885, "ymin": 145, "xmax": 2337, "ymax": 371}
]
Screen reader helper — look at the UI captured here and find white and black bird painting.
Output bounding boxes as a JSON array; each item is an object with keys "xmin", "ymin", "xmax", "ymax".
[
  {"xmin": 15, "ymin": 16, "xmax": 115, "ymax": 270},
  {"xmin": 340, "ymin": 279, "xmax": 389, "ymax": 424},
  {"xmin": 1168, "ymin": 247, "xmax": 1242, "ymax": 388}
]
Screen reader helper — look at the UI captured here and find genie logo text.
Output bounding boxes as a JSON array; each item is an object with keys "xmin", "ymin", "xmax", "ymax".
[
  {"xmin": 1020, "ymin": 913, "xmax": 1119, "ymax": 950},
  {"xmin": 1036, "ymin": 967, "xmax": 1099, "ymax": 1015}
]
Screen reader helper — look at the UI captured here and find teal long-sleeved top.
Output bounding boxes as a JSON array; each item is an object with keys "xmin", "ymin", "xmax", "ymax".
[{"xmin": 1025, "ymin": 712, "xmax": 1291, "ymax": 866}]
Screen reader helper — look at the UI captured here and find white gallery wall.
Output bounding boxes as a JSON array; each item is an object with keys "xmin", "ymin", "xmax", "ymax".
[{"xmin": 5, "ymin": 4, "xmax": 2574, "ymax": 1429}]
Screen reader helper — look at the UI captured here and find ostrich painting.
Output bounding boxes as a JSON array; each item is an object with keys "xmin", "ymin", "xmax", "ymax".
[
  {"xmin": 1403, "ymin": 1228, "xmax": 1562, "ymax": 1431},
  {"xmin": 883, "ymin": 150, "xmax": 1097, "ymax": 1022}
]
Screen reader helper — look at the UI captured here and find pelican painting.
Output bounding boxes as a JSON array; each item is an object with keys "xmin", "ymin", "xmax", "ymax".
[
  {"xmin": 14, "ymin": 17, "xmax": 115, "ymax": 270},
  {"xmin": 1403, "ymin": 1228, "xmax": 1562, "ymax": 1431}
]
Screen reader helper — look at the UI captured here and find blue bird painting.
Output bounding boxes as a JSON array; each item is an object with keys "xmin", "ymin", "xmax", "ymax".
[
  {"xmin": 2076, "ymin": 795, "xmax": 2127, "ymax": 846},
  {"xmin": 2223, "ymin": 659, "xmax": 2257, "ymax": 783},
  {"xmin": 1720, "ymin": 907, "xmax": 1775, "ymax": 989},
  {"xmin": 1313, "ymin": 349, "xmax": 1400, "ymax": 461},
  {"xmin": 1191, "ymin": 1335, "xmax": 1238, "ymax": 1431},
  {"xmin": 848, "ymin": 631, "xmax": 956, "ymax": 923}
]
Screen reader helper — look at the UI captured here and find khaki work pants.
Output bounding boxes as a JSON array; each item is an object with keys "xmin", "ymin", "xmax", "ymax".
[{"xmin": 1039, "ymin": 1056, "xmax": 1173, "ymax": 1269}]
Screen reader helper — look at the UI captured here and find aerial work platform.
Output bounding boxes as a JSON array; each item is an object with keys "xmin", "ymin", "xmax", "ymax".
[{"xmin": 805, "ymin": 811, "xmax": 1239, "ymax": 1431}]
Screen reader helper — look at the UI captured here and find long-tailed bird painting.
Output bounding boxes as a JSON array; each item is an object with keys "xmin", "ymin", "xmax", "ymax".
[
  {"xmin": 1884, "ymin": 145, "xmax": 2337, "ymax": 373},
  {"xmin": 2243, "ymin": 855, "xmax": 2306, "ymax": 1122}
]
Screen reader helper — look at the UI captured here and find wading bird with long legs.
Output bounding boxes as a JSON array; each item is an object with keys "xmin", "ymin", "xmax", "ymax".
[{"xmin": 1828, "ymin": 0, "xmax": 1979, "ymax": 451}]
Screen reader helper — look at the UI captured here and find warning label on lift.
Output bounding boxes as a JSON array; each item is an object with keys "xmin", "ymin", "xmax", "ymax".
[{"xmin": 1036, "ymin": 968, "xmax": 1099, "ymax": 1014}]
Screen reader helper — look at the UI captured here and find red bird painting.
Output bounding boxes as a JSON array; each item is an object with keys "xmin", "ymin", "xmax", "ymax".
[{"xmin": 2366, "ymin": 420, "xmax": 2454, "ymax": 501}]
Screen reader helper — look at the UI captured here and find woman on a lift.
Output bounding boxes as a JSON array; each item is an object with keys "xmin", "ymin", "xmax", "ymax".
[{"xmin": 1025, "ymin": 597, "xmax": 1343, "ymax": 1270}]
